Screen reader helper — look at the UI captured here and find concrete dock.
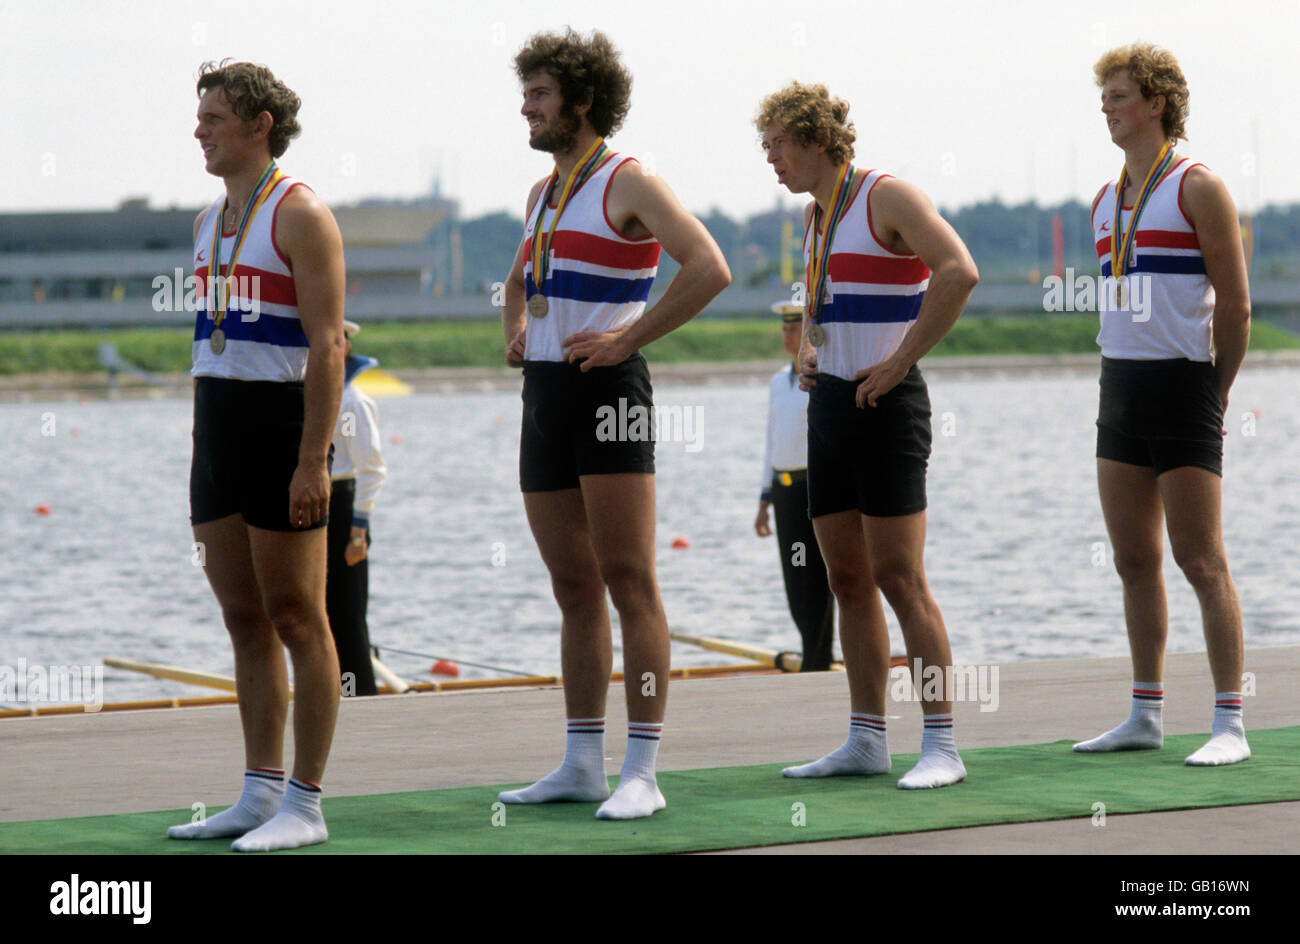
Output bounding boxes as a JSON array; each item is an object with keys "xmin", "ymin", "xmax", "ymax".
[{"xmin": 2, "ymin": 647, "xmax": 1295, "ymax": 854}]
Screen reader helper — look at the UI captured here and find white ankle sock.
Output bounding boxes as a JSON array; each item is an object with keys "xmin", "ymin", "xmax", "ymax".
[
  {"xmin": 1073, "ymin": 681, "xmax": 1164, "ymax": 752},
  {"xmin": 498, "ymin": 718, "xmax": 610, "ymax": 804},
  {"xmin": 783, "ymin": 713, "xmax": 890, "ymax": 778},
  {"xmin": 231, "ymin": 778, "xmax": 329, "ymax": 852},
  {"xmin": 1186, "ymin": 692, "xmax": 1250, "ymax": 766},
  {"xmin": 167, "ymin": 767, "xmax": 284, "ymax": 839},
  {"xmin": 597, "ymin": 722, "xmax": 666, "ymax": 820},
  {"xmin": 898, "ymin": 714, "xmax": 966, "ymax": 789}
]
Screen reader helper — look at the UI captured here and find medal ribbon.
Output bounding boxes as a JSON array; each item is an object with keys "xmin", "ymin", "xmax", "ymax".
[
  {"xmin": 208, "ymin": 162, "xmax": 283, "ymax": 329},
  {"xmin": 806, "ymin": 163, "xmax": 856, "ymax": 323},
  {"xmin": 1111, "ymin": 141, "xmax": 1174, "ymax": 282},
  {"xmin": 529, "ymin": 138, "xmax": 609, "ymax": 298}
]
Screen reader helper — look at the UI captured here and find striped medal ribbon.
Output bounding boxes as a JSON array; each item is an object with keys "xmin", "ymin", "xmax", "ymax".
[
  {"xmin": 207, "ymin": 162, "xmax": 283, "ymax": 354},
  {"xmin": 527, "ymin": 138, "xmax": 609, "ymax": 319},
  {"xmin": 805, "ymin": 163, "xmax": 857, "ymax": 348},
  {"xmin": 1111, "ymin": 141, "xmax": 1174, "ymax": 308}
]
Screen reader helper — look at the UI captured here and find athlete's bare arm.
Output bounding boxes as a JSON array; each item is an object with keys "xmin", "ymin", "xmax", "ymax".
[
  {"xmin": 275, "ymin": 186, "xmax": 346, "ymax": 527},
  {"xmin": 504, "ymin": 178, "xmax": 548, "ymax": 367},
  {"xmin": 853, "ymin": 178, "xmax": 978, "ymax": 407},
  {"xmin": 563, "ymin": 161, "xmax": 730, "ymax": 370},
  {"xmin": 1182, "ymin": 165, "xmax": 1251, "ymax": 405}
]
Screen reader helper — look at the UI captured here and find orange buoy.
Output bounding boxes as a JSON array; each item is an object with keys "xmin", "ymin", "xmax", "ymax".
[
  {"xmin": 431, "ymin": 660, "xmax": 460, "ymax": 677},
  {"xmin": 391, "ymin": 433, "xmax": 404, "ymax": 445},
  {"xmin": 671, "ymin": 536, "xmax": 690, "ymax": 549},
  {"xmin": 35, "ymin": 504, "xmax": 51, "ymax": 516},
  {"xmin": 71, "ymin": 428, "xmax": 83, "ymax": 437}
]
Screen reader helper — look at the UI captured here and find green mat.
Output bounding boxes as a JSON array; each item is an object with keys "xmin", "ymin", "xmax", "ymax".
[{"xmin": 4, "ymin": 728, "xmax": 1298, "ymax": 854}]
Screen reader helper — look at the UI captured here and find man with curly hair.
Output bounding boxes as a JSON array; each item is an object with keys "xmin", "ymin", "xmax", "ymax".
[
  {"xmin": 167, "ymin": 60, "xmax": 346, "ymax": 851},
  {"xmin": 498, "ymin": 28, "xmax": 730, "ymax": 820},
  {"xmin": 1073, "ymin": 43, "xmax": 1251, "ymax": 766},
  {"xmin": 757, "ymin": 82, "xmax": 978, "ymax": 790}
]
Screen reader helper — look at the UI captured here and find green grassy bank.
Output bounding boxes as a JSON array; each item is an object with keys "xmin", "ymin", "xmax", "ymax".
[{"xmin": 1, "ymin": 315, "xmax": 1298, "ymax": 375}]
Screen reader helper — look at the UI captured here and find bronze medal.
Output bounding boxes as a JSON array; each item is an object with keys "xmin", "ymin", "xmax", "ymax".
[
  {"xmin": 528, "ymin": 293, "xmax": 549, "ymax": 318},
  {"xmin": 209, "ymin": 328, "xmax": 226, "ymax": 354},
  {"xmin": 808, "ymin": 323, "xmax": 826, "ymax": 348}
]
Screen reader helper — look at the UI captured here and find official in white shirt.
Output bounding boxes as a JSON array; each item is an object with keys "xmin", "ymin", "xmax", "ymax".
[
  {"xmin": 754, "ymin": 303, "xmax": 835, "ymax": 670},
  {"xmin": 327, "ymin": 320, "xmax": 388, "ymax": 696}
]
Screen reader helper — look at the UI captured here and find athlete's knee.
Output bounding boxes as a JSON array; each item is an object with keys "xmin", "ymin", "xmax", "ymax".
[
  {"xmin": 216, "ymin": 595, "xmax": 270, "ymax": 638},
  {"xmin": 825, "ymin": 565, "xmax": 873, "ymax": 606},
  {"xmin": 601, "ymin": 561, "xmax": 659, "ymax": 615},
  {"xmin": 870, "ymin": 561, "xmax": 926, "ymax": 609},
  {"xmin": 1172, "ymin": 546, "xmax": 1229, "ymax": 593},
  {"xmin": 262, "ymin": 596, "xmax": 327, "ymax": 648},
  {"xmin": 1112, "ymin": 546, "xmax": 1162, "ymax": 585},
  {"xmin": 549, "ymin": 571, "xmax": 605, "ymax": 614}
]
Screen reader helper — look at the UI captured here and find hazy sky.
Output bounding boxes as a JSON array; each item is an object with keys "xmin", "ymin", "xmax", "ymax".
[{"xmin": 3, "ymin": 0, "xmax": 1296, "ymax": 220}]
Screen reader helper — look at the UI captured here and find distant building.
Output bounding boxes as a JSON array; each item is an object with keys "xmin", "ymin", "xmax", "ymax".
[{"xmin": 0, "ymin": 194, "xmax": 464, "ymax": 328}]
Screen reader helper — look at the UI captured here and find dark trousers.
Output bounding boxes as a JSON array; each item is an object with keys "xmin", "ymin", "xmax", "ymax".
[
  {"xmin": 772, "ymin": 477, "xmax": 835, "ymax": 671},
  {"xmin": 326, "ymin": 479, "xmax": 377, "ymax": 696}
]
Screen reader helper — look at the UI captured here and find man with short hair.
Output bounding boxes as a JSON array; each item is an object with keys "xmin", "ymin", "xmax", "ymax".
[
  {"xmin": 758, "ymin": 82, "xmax": 978, "ymax": 789},
  {"xmin": 169, "ymin": 60, "xmax": 346, "ymax": 851},
  {"xmin": 499, "ymin": 28, "xmax": 730, "ymax": 820},
  {"xmin": 1074, "ymin": 43, "xmax": 1251, "ymax": 766}
]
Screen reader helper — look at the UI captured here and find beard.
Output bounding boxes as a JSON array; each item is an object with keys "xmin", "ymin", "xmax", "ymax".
[{"xmin": 529, "ymin": 106, "xmax": 583, "ymax": 154}]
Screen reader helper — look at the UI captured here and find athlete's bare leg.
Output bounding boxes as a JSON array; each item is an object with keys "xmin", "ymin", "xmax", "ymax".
[
  {"xmin": 580, "ymin": 473, "xmax": 668, "ymax": 819},
  {"xmin": 247, "ymin": 524, "xmax": 338, "ymax": 785},
  {"xmin": 1159, "ymin": 466, "xmax": 1242, "ymax": 691},
  {"xmin": 782, "ymin": 509, "xmax": 892, "ymax": 778},
  {"xmin": 580, "ymin": 473, "xmax": 668, "ymax": 725},
  {"xmin": 195, "ymin": 514, "xmax": 289, "ymax": 771},
  {"xmin": 498, "ymin": 488, "xmax": 612, "ymax": 804},
  {"xmin": 1074, "ymin": 458, "xmax": 1167, "ymax": 751},
  {"xmin": 170, "ymin": 514, "xmax": 338, "ymax": 844},
  {"xmin": 817, "ymin": 510, "xmax": 890, "ymax": 715},
  {"xmin": 864, "ymin": 510, "xmax": 965, "ymax": 789},
  {"xmin": 1160, "ymin": 465, "xmax": 1249, "ymax": 765},
  {"xmin": 863, "ymin": 511, "xmax": 952, "ymax": 717},
  {"xmin": 525, "ymin": 487, "xmax": 614, "ymax": 719}
]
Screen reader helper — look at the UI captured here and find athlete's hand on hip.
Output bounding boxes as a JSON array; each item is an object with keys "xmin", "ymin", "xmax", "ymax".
[
  {"xmin": 506, "ymin": 329, "xmax": 526, "ymax": 368},
  {"xmin": 798, "ymin": 346, "xmax": 819, "ymax": 391},
  {"xmin": 852, "ymin": 357, "xmax": 908, "ymax": 408},
  {"xmin": 563, "ymin": 330, "xmax": 630, "ymax": 371},
  {"xmin": 289, "ymin": 459, "xmax": 330, "ymax": 529}
]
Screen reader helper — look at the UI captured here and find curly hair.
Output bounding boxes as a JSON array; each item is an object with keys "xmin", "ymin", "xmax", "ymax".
[
  {"xmin": 196, "ymin": 60, "xmax": 302, "ymax": 158},
  {"xmin": 514, "ymin": 28, "xmax": 632, "ymax": 138},
  {"xmin": 1094, "ymin": 42, "xmax": 1189, "ymax": 142},
  {"xmin": 755, "ymin": 82, "xmax": 856, "ymax": 165}
]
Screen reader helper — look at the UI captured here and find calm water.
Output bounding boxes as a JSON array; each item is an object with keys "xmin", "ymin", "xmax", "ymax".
[{"xmin": 4, "ymin": 365, "xmax": 1297, "ymax": 705}]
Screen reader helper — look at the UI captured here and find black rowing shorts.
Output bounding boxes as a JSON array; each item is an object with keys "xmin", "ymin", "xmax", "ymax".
[
  {"xmin": 1096, "ymin": 357, "xmax": 1223, "ymax": 477},
  {"xmin": 190, "ymin": 377, "xmax": 328, "ymax": 531},
  {"xmin": 519, "ymin": 354, "xmax": 656, "ymax": 492},
  {"xmin": 807, "ymin": 365, "xmax": 931, "ymax": 519}
]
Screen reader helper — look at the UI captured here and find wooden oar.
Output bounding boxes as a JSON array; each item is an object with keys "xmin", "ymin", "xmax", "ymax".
[
  {"xmin": 108, "ymin": 655, "xmax": 413, "ymax": 696},
  {"xmin": 668, "ymin": 632, "xmax": 842, "ymax": 673},
  {"xmin": 104, "ymin": 657, "xmax": 244, "ymax": 693},
  {"xmin": 370, "ymin": 655, "xmax": 410, "ymax": 693}
]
